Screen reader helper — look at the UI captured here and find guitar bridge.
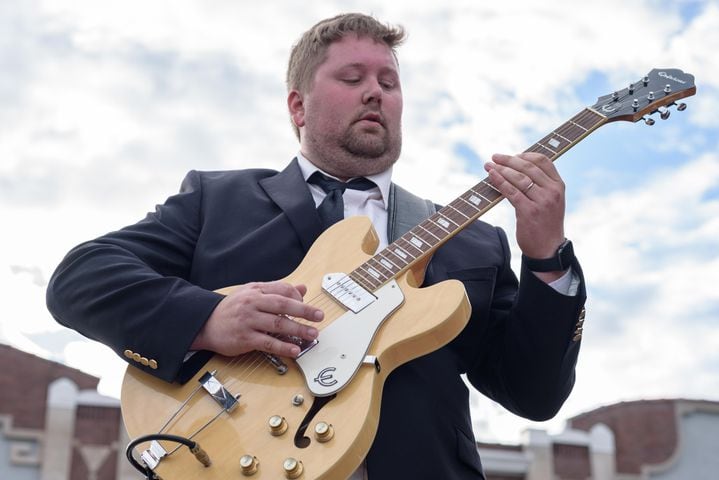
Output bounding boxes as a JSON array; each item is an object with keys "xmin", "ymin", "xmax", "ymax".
[{"xmin": 199, "ymin": 371, "xmax": 239, "ymax": 412}]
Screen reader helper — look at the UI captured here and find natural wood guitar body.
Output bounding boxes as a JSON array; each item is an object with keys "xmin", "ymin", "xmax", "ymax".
[{"xmin": 121, "ymin": 216, "xmax": 471, "ymax": 479}]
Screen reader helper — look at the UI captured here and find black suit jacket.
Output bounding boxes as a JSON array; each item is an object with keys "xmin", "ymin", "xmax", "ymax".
[{"xmin": 47, "ymin": 159, "xmax": 586, "ymax": 479}]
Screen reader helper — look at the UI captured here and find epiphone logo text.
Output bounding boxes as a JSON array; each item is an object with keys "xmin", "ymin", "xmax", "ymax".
[{"xmin": 658, "ymin": 71, "xmax": 686, "ymax": 84}]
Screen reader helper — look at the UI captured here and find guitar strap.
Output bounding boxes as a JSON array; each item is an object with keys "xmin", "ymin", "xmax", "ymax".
[{"xmin": 387, "ymin": 183, "xmax": 436, "ymax": 242}]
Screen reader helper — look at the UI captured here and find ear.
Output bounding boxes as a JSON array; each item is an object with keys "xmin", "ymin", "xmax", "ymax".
[{"xmin": 287, "ymin": 90, "xmax": 306, "ymax": 129}]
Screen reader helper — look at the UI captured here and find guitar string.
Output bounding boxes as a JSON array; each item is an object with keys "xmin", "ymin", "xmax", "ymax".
[
  {"xmin": 146, "ymin": 107, "xmax": 613, "ymax": 447},
  {"xmin": 155, "ymin": 290, "xmax": 347, "ymax": 438},
  {"xmin": 152, "ymin": 107, "xmax": 607, "ymax": 435}
]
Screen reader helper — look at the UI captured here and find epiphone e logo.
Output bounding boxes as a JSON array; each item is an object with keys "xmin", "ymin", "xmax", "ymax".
[
  {"xmin": 314, "ymin": 367, "xmax": 338, "ymax": 387},
  {"xmin": 658, "ymin": 71, "xmax": 686, "ymax": 84}
]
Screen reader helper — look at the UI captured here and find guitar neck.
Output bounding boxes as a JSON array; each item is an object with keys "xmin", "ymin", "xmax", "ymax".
[{"xmin": 347, "ymin": 107, "xmax": 608, "ymax": 292}]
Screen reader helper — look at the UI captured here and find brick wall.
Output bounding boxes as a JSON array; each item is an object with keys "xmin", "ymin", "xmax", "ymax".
[
  {"xmin": 70, "ymin": 405, "xmax": 122, "ymax": 480},
  {"xmin": 570, "ymin": 399, "xmax": 677, "ymax": 475},
  {"xmin": 553, "ymin": 443, "xmax": 591, "ymax": 480},
  {"xmin": 0, "ymin": 344, "xmax": 98, "ymax": 430}
]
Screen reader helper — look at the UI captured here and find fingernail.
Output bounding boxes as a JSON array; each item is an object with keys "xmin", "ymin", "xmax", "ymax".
[
  {"xmin": 308, "ymin": 327, "xmax": 318, "ymax": 338},
  {"xmin": 314, "ymin": 310, "xmax": 324, "ymax": 321},
  {"xmin": 290, "ymin": 346, "xmax": 300, "ymax": 357}
]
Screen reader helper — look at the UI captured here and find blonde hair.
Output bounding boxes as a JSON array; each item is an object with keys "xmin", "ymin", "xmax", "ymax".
[{"xmin": 286, "ymin": 13, "xmax": 406, "ymax": 139}]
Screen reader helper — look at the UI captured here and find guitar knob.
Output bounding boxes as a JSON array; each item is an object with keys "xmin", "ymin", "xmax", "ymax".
[
  {"xmin": 240, "ymin": 455, "xmax": 259, "ymax": 476},
  {"xmin": 268, "ymin": 415, "xmax": 288, "ymax": 436},
  {"xmin": 314, "ymin": 422, "xmax": 335, "ymax": 443},
  {"xmin": 660, "ymin": 108, "xmax": 671, "ymax": 120},
  {"xmin": 677, "ymin": 103, "xmax": 687, "ymax": 111},
  {"xmin": 283, "ymin": 458, "xmax": 304, "ymax": 479},
  {"xmin": 643, "ymin": 116, "xmax": 655, "ymax": 126}
]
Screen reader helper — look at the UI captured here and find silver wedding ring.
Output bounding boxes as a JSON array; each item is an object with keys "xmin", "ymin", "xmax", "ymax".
[{"xmin": 524, "ymin": 181, "xmax": 535, "ymax": 193}]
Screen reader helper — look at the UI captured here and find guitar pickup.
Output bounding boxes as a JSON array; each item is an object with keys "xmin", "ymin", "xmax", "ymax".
[{"xmin": 322, "ymin": 273, "xmax": 376, "ymax": 313}]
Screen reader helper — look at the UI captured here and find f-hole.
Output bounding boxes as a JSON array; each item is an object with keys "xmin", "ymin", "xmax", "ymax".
[{"xmin": 294, "ymin": 394, "xmax": 336, "ymax": 448}]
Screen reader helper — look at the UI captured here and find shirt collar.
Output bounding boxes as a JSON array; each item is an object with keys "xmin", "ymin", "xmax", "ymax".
[{"xmin": 296, "ymin": 152, "xmax": 392, "ymax": 210}]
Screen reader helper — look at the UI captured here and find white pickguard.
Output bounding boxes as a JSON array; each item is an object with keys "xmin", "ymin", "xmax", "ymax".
[{"xmin": 296, "ymin": 280, "xmax": 405, "ymax": 396}]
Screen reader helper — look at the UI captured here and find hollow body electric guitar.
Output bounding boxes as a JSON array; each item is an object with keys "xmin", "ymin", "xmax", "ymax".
[{"xmin": 122, "ymin": 69, "xmax": 695, "ymax": 479}]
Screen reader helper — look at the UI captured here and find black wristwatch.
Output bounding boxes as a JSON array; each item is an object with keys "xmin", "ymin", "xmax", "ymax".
[{"xmin": 522, "ymin": 239, "xmax": 574, "ymax": 272}]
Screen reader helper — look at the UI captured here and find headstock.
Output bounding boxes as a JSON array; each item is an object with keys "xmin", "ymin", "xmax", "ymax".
[{"xmin": 592, "ymin": 68, "xmax": 696, "ymax": 125}]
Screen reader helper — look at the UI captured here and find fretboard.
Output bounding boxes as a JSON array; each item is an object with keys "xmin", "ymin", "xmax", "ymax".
[{"xmin": 348, "ymin": 107, "xmax": 607, "ymax": 292}]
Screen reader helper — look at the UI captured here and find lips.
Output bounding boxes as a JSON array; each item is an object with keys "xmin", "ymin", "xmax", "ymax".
[{"xmin": 357, "ymin": 112, "xmax": 383, "ymax": 126}]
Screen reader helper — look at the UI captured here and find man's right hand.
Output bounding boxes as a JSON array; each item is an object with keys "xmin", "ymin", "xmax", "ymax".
[{"xmin": 190, "ymin": 281, "xmax": 323, "ymax": 358}]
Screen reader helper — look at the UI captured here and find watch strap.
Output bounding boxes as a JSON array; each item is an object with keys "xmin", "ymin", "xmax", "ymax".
[{"xmin": 522, "ymin": 239, "xmax": 574, "ymax": 272}]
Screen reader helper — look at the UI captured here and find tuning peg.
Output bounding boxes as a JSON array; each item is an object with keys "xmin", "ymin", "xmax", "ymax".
[
  {"xmin": 677, "ymin": 103, "xmax": 687, "ymax": 111},
  {"xmin": 642, "ymin": 76, "xmax": 649, "ymax": 86},
  {"xmin": 664, "ymin": 84, "xmax": 672, "ymax": 94},
  {"xmin": 659, "ymin": 107, "xmax": 671, "ymax": 120},
  {"xmin": 632, "ymin": 99, "xmax": 639, "ymax": 111},
  {"xmin": 628, "ymin": 84, "xmax": 635, "ymax": 94},
  {"xmin": 647, "ymin": 91, "xmax": 655, "ymax": 100},
  {"xmin": 612, "ymin": 91, "xmax": 619, "ymax": 101},
  {"xmin": 643, "ymin": 116, "xmax": 655, "ymax": 126}
]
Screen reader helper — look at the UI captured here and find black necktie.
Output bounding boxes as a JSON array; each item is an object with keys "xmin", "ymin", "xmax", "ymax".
[{"xmin": 308, "ymin": 171, "xmax": 377, "ymax": 228}]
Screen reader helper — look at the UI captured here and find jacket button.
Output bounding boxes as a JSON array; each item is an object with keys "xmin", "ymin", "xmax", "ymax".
[
  {"xmin": 132, "ymin": 353, "xmax": 141, "ymax": 362},
  {"xmin": 149, "ymin": 359, "xmax": 158, "ymax": 370},
  {"xmin": 140, "ymin": 357, "xmax": 149, "ymax": 366},
  {"xmin": 123, "ymin": 349, "xmax": 133, "ymax": 359}
]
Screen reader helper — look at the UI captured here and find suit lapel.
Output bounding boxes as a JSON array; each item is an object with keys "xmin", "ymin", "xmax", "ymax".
[{"xmin": 259, "ymin": 158, "xmax": 323, "ymax": 252}]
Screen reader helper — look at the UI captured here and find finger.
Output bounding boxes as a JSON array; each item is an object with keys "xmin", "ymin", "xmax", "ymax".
[
  {"xmin": 484, "ymin": 166, "xmax": 527, "ymax": 200},
  {"xmin": 251, "ymin": 281, "xmax": 305, "ymax": 302},
  {"xmin": 256, "ymin": 312, "xmax": 319, "ymax": 341},
  {"xmin": 489, "ymin": 153, "xmax": 549, "ymax": 189},
  {"xmin": 257, "ymin": 293, "xmax": 324, "ymax": 322},
  {"xmin": 516, "ymin": 152, "xmax": 561, "ymax": 182},
  {"xmin": 247, "ymin": 331, "xmax": 304, "ymax": 358},
  {"xmin": 485, "ymin": 162, "xmax": 535, "ymax": 199},
  {"xmin": 249, "ymin": 281, "xmax": 324, "ymax": 322}
]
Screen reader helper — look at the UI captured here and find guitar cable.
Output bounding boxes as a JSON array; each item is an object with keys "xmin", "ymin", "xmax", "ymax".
[{"xmin": 126, "ymin": 433, "xmax": 211, "ymax": 479}]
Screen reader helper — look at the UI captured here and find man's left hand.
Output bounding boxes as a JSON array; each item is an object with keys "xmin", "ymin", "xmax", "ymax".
[{"xmin": 484, "ymin": 152, "xmax": 566, "ymax": 262}]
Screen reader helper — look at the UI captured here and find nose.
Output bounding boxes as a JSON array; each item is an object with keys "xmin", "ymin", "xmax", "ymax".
[{"xmin": 362, "ymin": 78, "xmax": 383, "ymax": 105}]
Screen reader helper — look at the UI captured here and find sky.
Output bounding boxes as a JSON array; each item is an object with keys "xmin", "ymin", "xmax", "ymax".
[{"xmin": 1, "ymin": 0, "xmax": 718, "ymax": 445}]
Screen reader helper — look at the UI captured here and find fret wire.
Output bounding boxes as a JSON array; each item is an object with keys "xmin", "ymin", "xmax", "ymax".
[
  {"xmin": 468, "ymin": 187, "xmax": 491, "ymax": 203},
  {"xmin": 427, "ymin": 216, "xmax": 452, "ymax": 235},
  {"xmin": 367, "ymin": 256, "xmax": 394, "ymax": 278},
  {"xmin": 553, "ymin": 131, "xmax": 571, "ymax": 142},
  {"xmin": 387, "ymin": 244, "xmax": 414, "ymax": 264},
  {"xmin": 411, "ymin": 228, "xmax": 438, "ymax": 248},
  {"xmin": 350, "ymin": 265, "xmax": 379, "ymax": 290},
  {"xmin": 377, "ymin": 251, "xmax": 401, "ymax": 271},
  {"xmin": 460, "ymin": 190, "xmax": 492, "ymax": 211},
  {"xmin": 535, "ymin": 143, "xmax": 556, "ymax": 156},
  {"xmin": 396, "ymin": 236, "xmax": 425, "ymax": 257},
  {"xmin": 456, "ymin": 196, "xmax": 482, "ymax": 215},
  {"xmin": 352, "ymin": 266, "xmax": 381, "ymax": 289},
  {"xmin": 568, "ymin": 120, "xmax": 588, "ymax": 132},
  {"xmin": 445, "ymin": 202, "xmax": 472, "ymax": 221},
  {"xmin": 480, "ymin": 179, "xmax": 501, "ymax": 194},
  {"xmin": 434, "ymin": 212, "xmax": 460, "ymax": 229},
  {"xmin": 418, "ymin": 223, "xmax": 441, "ymax": 242},
  {"xmin": 382, "ymin": 248, "xmax": 410, "ymax": 267},
  {"xmin": 362, "ymin": 264, "xmax": 386, "ymax": 285},
  {"xmin": 349, "ymin": 107, "xmax": 607, "ymax": 293}
]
